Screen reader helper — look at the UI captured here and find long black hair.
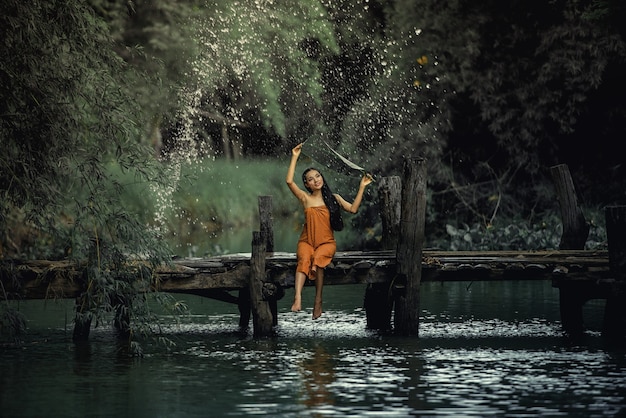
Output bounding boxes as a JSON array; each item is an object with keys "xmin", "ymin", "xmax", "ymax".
[{"xmin": 302, "ymin": 167, "xmax": 344, "ymax": 231}]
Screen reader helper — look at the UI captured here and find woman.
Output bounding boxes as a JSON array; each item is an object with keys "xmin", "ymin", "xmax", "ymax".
[{"xmin": 286, "ymin": 143, "xmax": 373, "ymax": 319}]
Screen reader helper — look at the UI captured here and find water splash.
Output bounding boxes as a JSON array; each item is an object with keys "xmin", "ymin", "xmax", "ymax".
[{"xmin": 149, "ymin": 1, "xmax": 341, "ymax": 252}]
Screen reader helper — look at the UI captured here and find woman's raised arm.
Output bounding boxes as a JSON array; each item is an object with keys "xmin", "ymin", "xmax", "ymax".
[
  {"xmin": 335, "ymin": 174, "xmax": 373, "ymax": 214},
  {"xmin": 286, "ymin": 143, "xmax": 306, "ymax": 201}
]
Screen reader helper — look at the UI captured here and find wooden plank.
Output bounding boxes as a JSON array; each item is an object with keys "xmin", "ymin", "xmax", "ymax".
[
  {"xmin": 156, "ymin": 264, "xmax": 250, "ymax": 291},
  {"xmin": 0, "ymin": 250, "xmax": 611, "ymax": 301}
]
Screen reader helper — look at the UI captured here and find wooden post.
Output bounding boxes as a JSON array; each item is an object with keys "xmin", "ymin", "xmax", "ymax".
[
  {"xmin": 550, "ymin": 164, "xmax": 590, "ymax": 249},
  {"xmin": 394, "ymin": 158, "xmax": 427, "ymax": 336},
  {"xmin": 550, "ymin": 164, "xmax": 590, "ymax": 338},
  {"xmin": 249, "ymin": 231, "xmax": 274, "ymax": 337},
  {"xmin": 258, "ymin": 196, "xmax": 274, "ymax": 253},
  {"xmin": 238, "ymin": 288, "xmax": 251, "ymax": 329},
  {"xmin": 606, "ymin": 206, "xmax": 626, "ymax": 279},
  {"xmin": 378, "ymin": 176, "xmax": 402, "ymax": 251},
  {"xmin": 364, "ymin": 176, "xmax": 401, "ymax": 331},
  {"xmin": 258, "ymin": 195, "xmax": 277, "ymax": 324},
  {"xmin": 113, "ymin": 300, "xmax": 131, "ymax": 340},
  {"xmin": 603, "ymin": 206, "xmax": 626, "ymax": 342},
  {"xmin": 557, "ymin": 284, "xmax": 587, "ymax": 337},
  {"xmin": 72, "ymin": 295, "xmax": 91, "ymax": 342}
]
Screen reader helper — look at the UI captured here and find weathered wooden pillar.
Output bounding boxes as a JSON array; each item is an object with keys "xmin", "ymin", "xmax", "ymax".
[
  {"xmin": 258, "ymin": 196, "xmax": 274, "ymax": 253},
  {"xmin": 394, "ymin": 158, "xmax": 427, "ymax": 336},
  {"xmin": 557, "ymin": 283, "xmax": 587, "ymax": 337},
  {"xmin": 238, "ymin": 288, "xmax": 251, "ymax": 329},
  {"xmin": 550, "ymin": 164, "xmax": 589, "ymax": 338},
  {"xmin": 364, "ymin": 176, "xmax": 401, "ymax": 331},
  {"xmin": 378, "ymin": 176, "xmax": 402, "ymax": 251},
  {"xmin": 113, "ymin": 300, "xmax": 131, "ymax": 340},
  {"xmin": 603, "ymin": 206, "xmax": 626, "ymax": 342},
  {"xmin": 550, "ymin": 164, "xmax": 590, "ymax": 249},
  {"xmin": 73, "ymin": 295, "xmax": 92, "ymax": 342},
  {"xmin": 606, "ymin": 206, "xmax": 626, "ymax": 279},
  {"xmin": 258, "ymin": 195, "xmax": 278, "ymax": 325},
  {"xmin": 249, "ymin": 231, "xmax": 274, "ymax": 337}
]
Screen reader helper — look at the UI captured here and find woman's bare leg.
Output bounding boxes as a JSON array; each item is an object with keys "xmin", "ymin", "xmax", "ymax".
[
  {"xmin": 312, "ymin": 268, "xmax": 324, "ymax": 320},
  {"xmin": 291, "ymin": 271, "xmax": 306, "ymax": 312}
]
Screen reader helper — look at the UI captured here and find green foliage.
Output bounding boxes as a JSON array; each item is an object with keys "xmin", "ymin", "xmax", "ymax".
[
  {"xmin": 0, "ymin": 306, "xmax": 26, "ymax": 344},
  {"xmin": 337, "ymin": 0, "xmax": 473, "ymax": 178},
  {"xmin": 155, "ymin": 159, "xmax": 296, "ymax": 254},
  {"xmin": 434, "ymin": 210, "xmax": 607, "ymax": 251},
  {"xmin": 343, "ymin": 0, "xmax": 626, "ymax": 230},
  {"xmin": 139, "ymin": 158, "xmax": 371, "ymax": 255},
  {"xmin": 0, "ymin": 0, "xmax": 179, "ymax": 349},
  {"xmin": 88, "ymin": 0, "xmax": 201, "ymax": 121},
  {"xmin": 187, "ymin": 0, "xmax": 339, "ymax": 141},
  {"xmin": 109, "ymin": 157, "xmax": 374, "ymax": 256}
]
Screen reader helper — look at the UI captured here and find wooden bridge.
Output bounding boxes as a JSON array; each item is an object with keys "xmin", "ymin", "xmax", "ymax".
[
  {"xmin": 160, "ymin": 249, "xmax": 611, "ymax": 290},
  {"xmin": 3, "ymin": 248, "xmax": 620, "ymax": 337},
  {"xmin": 4, "ymin": 249, "xmax": 611, "ymax": 301},
  {"xmin": 1, "ymin": 163, "xmax": 625, "ymax": 343}
]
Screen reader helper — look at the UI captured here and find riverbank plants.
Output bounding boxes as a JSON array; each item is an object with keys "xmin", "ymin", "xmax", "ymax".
[{"xmin": 0, "ymin": 0, "xmax": 184, "ymax": 353}]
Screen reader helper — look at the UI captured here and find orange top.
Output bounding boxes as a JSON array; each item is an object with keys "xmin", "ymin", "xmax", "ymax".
[{"xmin": 296, "ymin": 206, "xmax": 337, "ymax": 279}]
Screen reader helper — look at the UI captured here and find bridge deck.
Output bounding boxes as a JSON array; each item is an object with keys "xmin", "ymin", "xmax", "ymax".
[
  {"xmin": 161, "ymin": 249, "xmax": 611, "ymax": 290},
  {"xmin": 1, "ymin": 249, "xmax": 612, "ymax": 301}
]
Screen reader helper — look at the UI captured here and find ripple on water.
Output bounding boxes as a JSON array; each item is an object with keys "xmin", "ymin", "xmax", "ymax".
[{"xmin": 150, "ymin": 306, "xmax": 625, "ymax": 417}]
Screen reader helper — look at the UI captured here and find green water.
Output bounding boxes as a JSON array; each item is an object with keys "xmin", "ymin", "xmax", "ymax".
[{"xmin": 1, "ymin": 280, "xmax": 625, "ymax": 417}]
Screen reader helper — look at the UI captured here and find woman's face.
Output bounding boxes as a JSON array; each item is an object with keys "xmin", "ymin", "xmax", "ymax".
[{"xmin": 304, "ymin": 170, "xmax": 324, "ymax": 191}]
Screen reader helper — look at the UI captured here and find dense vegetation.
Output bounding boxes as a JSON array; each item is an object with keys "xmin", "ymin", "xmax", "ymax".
[{"xmin": 1, "ymin": 0, "xmax": 624, "ymax": 348}]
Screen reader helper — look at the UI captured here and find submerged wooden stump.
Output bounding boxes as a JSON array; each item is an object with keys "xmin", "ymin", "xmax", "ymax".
[{"xmin": 73, "ymin": 295, "xmax": 92, "ymax": 342}]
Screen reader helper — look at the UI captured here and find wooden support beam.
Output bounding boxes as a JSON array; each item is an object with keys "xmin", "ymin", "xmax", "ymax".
[
  {"xmin": 551, "ymin": 163, "xmax": 590, "ymax": 339},
  {"xmin": 378, "ymin": 176, "xmax": 401, "ymax": 251},
  {"xmin": 603, "ymin": 205, "xmax": 626, "ymax": 342},
  {"xmin": 238, "ymin": 288, "xmax": 251, "ymax": 330},
  {"xmin": 364, "ymin": 176, "xmax": 401, "ymax": 331},
  {"xmin": 73, "ymin": 295, "xmax": 91, "ymax": 342},
  {"xmin": 258, "ymin": 195, "xmax": 277, "ymax": 324},
  {"xmin": 394, "ymin": 157, "xmax": 427, "ymax": 336},
  {"xmin": 258, "ymin": 196, "xmax": 274, "ymax": 253},
  {"xmin": 550, "ymin": 164, "xmax": 590, "ymax": 249},
  {"xmin": 606, "ymin": 206, "xmax": 626, "ymax": 280},
  {"xmin": 1, "ymin": 251, "xmax": 611, "ymax": 300},
  {"xmin": 249, "ymin": 231, "xmax": 273, "ymax": 337}
]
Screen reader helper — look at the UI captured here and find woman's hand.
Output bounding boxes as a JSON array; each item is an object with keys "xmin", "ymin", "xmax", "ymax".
[
  {"xmin": 360, "ymin": 173, "xmax": 374, "ymax": 188},
  {"xmin": 292, "ymin": 143, "xmax": 303, "ymax": 157}
]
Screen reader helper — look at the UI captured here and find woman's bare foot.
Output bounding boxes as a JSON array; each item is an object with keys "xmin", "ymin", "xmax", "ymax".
[
  {"xmin": 291, "ymin": 297, "xmax": 302, "ymax": 312},
  {"xmin": 292, "ymin": 272, "xmax": 306, "ymax": 312},
  {"xmin": 312, "ymin": 299, "xmax": 323, "ymax": 319}
]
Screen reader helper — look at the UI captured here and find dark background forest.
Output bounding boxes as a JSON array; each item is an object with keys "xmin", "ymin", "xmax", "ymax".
[{"xmin": 1, "ymin": 1, "xmax": 625, "ymax": 295}]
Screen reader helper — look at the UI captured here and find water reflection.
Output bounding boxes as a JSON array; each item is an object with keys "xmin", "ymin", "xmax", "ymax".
[
  {"xmin": 298, "ymin": 343, "xmax": 336, "ymax": 410},
  {"xmin": 72, "ymin": 341, "xmax": 93, "ymax": 377},
  {"xmin": 1, "ymin": 282, "xmax": 624, "ymax": 417}
]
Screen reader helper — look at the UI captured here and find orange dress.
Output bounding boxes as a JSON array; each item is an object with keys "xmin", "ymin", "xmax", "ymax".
[{"xmin": 297, "ymin": 206, "xmax": 336, "ymax": 279}]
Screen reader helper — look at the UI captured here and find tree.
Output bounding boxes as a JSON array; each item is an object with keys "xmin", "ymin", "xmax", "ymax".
[
  {"xmin": 165, "ymin": 0, "xmax": 340, "ymax": 159},
  {"xmin": 336, "ymin": 0, "xmax": 626, "ymax": 228},
  {"xmin": 88, "ymin": 0, "xmax": 202, "ymax": 155},
  {"xmin": 1, "ymin": 0, "xmax": 176, "ymax": 350}
]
